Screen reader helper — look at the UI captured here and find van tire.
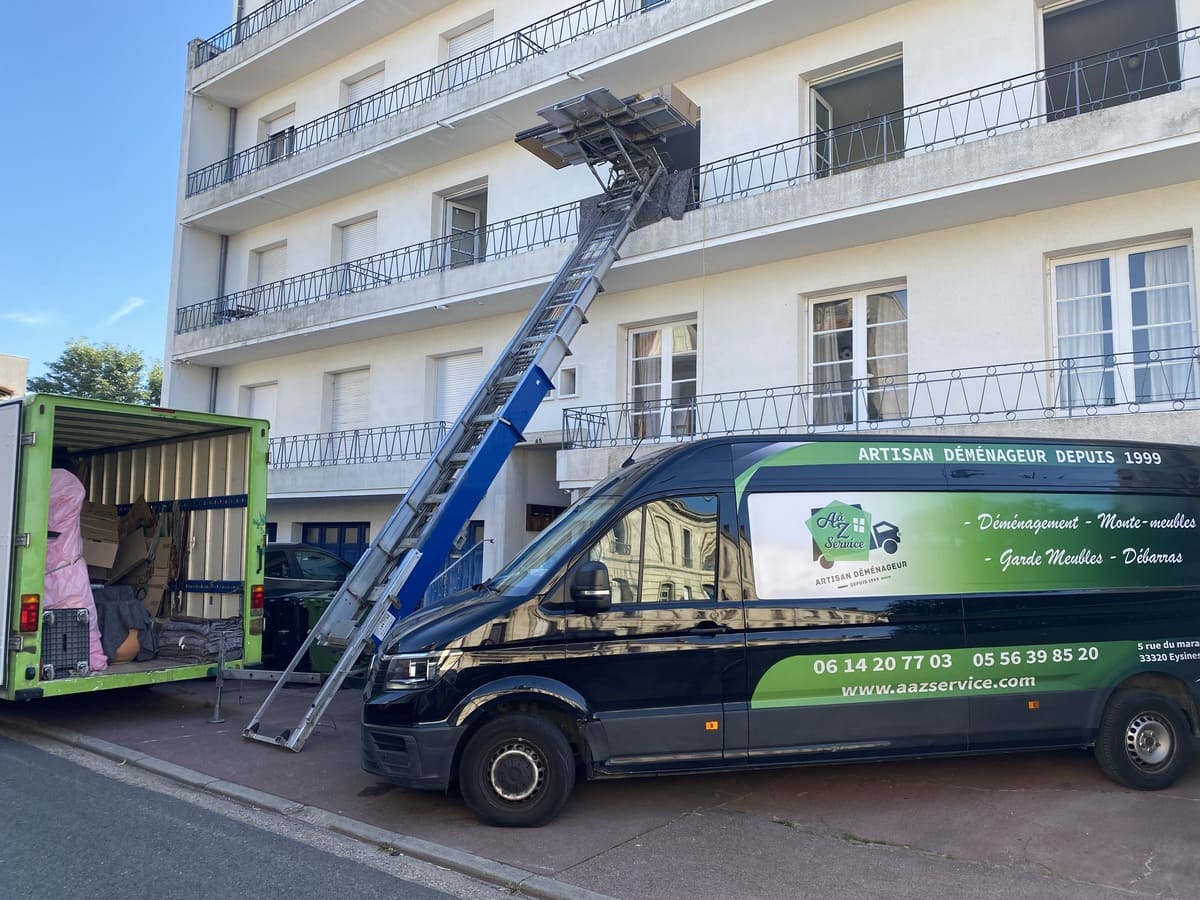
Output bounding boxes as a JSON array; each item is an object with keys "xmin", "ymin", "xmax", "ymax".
[
  {"xmin": 1095, "ymin": 690, "xmax": 1192, "ymax": 790},
  {"xmin": 459, "ymin": 714, "xmax": 574, "ymax": 827}
]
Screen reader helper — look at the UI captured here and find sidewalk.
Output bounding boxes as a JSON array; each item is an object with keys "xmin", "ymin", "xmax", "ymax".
[{"xmin": 3, "ymin": 679, "xmax": 1198, "ymax": 899}]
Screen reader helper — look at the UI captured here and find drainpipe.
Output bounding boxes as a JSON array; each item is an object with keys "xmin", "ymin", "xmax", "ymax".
[{"xmin": 211, "ymin": 233, "xmax": 229, "ymax": 414}]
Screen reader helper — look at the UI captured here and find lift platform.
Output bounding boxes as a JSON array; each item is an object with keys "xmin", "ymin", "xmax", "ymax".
[{"xmin": 244, "ymin": 86, "xmax": 698, "ymax": 752}]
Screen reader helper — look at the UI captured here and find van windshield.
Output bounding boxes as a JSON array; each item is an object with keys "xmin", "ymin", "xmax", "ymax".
[{"xmin": 486, "ymin": 492, "xmax": 622, "ymax": 595}]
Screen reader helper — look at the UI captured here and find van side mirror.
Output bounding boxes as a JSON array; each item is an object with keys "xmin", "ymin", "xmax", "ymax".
[{"xmin": 569, "ymin": 561, "xmax": 612, "ymax": 613}]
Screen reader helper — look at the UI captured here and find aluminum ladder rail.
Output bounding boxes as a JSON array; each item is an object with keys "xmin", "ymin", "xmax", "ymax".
[{"xmin": 244, "ymin": 167, "xmax": 663, "ymax": 751}]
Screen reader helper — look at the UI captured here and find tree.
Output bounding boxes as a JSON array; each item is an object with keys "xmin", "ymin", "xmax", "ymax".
[{"xmin": 27, "ymin": 339, "xmax": 162, "ymax": 405}]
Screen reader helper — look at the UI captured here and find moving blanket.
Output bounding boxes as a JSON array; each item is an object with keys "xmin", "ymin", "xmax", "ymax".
[
  {"xmin": 159, "ymin": 618, "xmax": 242, "ymax": 662},
  {"xmin": 45, "ymin": 469, "xmax": 107, "ymax": 672}
]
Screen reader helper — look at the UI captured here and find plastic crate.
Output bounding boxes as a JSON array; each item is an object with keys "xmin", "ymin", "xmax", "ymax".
[{"xmin": 41, "ymin": 608, "xmax": 90, "ymax": 680}]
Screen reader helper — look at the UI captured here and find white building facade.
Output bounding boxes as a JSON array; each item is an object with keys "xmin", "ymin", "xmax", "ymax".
[{"xmin": 167, "ymin": 0, "xmax": 1200, "ymax": 574}]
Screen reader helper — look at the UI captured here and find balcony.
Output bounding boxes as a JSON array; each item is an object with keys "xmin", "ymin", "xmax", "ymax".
[
  {"xmin": 267, "ymin": 420, "xmax": 449, "ymax": 498},
  {"xmin": 174, "ymin": 25, "xmax": 1200, "ymax": 368},
  {"xmin": 688, "ymin": 27, "xmax": 1195, "ymax": 209},
  {"xmin": 562, "ymin": 346, "xmax": 1200, "ymax": 449},
  {"xmin": 269, "ymin": 421, "xmax": 449, "ymax": 467},
  {"xmin": 186, "ymin": 0, "xmax": 677, "ymax": 198},
  {"xmin": 190, "ymin": 0, "xmax": 448, "ymax": 107},
  {"xmin": 181, "ymin": 0, "xmax": 908, "ymax": 231},
  {"xmin": 177, "ymin": 201, "xmax": 580, "ymax": 333},
  {"xmin": 194, "ymin": 0, "xmax": 319, "ymax": 66}
]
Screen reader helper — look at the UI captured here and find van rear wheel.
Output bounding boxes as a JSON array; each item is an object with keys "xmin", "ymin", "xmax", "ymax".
[
  {"xmin": 1095, "ymin": 690, "xmax": 1193, "ymax": 790},
  {"xmin": 458, "ymin": 714, "xmax": 574, "ymax": 827}
]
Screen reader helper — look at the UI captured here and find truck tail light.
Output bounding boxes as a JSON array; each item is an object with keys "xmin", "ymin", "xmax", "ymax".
[
  {"xmin": 250, "ymin": 584, "xmax": 264, "ymax": 612},
  {"xmin": 19, "ymin": 595, "xmax": 40, "ymax": 632}
]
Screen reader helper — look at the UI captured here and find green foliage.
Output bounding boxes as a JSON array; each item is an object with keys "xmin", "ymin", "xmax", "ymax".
[{"xmin": 27, "ymin": 338, "xmax": 162, "ymax": 405}]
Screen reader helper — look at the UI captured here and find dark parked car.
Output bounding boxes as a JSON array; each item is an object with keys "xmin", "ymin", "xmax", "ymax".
[
  {"xmin": 262, "ymin": 543, "xmax": 353, "ymax": 670},
  {"xmin": 264, "ymin": 542, "xmax": 353, "ymax": 598}
]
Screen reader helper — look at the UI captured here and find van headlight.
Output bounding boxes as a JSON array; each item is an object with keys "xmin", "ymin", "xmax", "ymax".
[{"xmin": 382, "ymin": 652, "xmax": 454, "ymax": 689}]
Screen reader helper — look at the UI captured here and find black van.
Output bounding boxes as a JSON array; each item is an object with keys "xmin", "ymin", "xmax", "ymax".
[{"xmin": 361, "ymin": 435, "xmax": 1200, "ymax": 826}]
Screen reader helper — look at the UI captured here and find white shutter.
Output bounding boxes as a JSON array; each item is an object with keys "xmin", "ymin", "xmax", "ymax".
[
  {"xmin": 255, "ymin": 244, "xmax": 286, "ymax": 286},
  {"xmin": 341, "ymin": 217, "xmax": 377, "ymax": 264},
  {"xmin": 266, "ymin": 111, "xmax": 293, "ymax": 136},
  {"xmin": 347, "ymin": 70, "xmax": 385, "ymax": 104},
  {"xmin": 246, "ymin": 383, "xmax": 278, "ymax": 429},
  {"xmin": 436, "ymin": 352, "xmax": 483, "ymax": 422},
  {"xmin": 331, "ymin": 369, "xmax": 370, "ymax": 432},
  {"xmin": 447, "ymin": 21, "xmax": 493, "ymax": 59}
]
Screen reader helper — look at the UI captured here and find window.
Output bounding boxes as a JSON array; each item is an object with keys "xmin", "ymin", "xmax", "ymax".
[
  {"xmin": 242, "ymin": 382, "xmax": 277, "ymax": 431},
  {"xmin": 556, "ymin": 366, "xmax": 578, "ymax": 399},
  {"xmin": 435, "ymin": 351, "xmax": 483, "ymax": 422},
  {"xmin": 1043, "ymin": 0, "xmax": 1179, "ymax": 120},
  {"xmin": 248, "ymin": 243, "xmax": 286, "ymax": 313},
  {"xmin": 338, "ymin": 215, "xmax": 379, "ymax": 293},
  {"xmin": 442, "ymin": 19, "xmax": 494, "ymax": 91},
  {"xmin": 341, "ymin": 66, "xmax": 385, "ymax": 131},
  {"xmin": 585, "ymin": 496, "xmax": 718, "ymax": 604},
  {"xmin": 811, "ymin": 288, "xmax": 908, "ymax": 426},
  {"xmin": 1053, "ymin": 242, "xmax": 1196, "ymax": 407},
  {"xmin": 442, "ymin": 188, "xmax": 487, "ymax": 268},
  {"xmin": 329, "ymin": 368, "xmax": 369, "ymax": 433},
  {"xmin": 810, "ymin": 56, "xmax": 904, "ymax": 177},
  {"xmin": 300, "ymin": 522, "xmax": 370, "ymax": 564},
  {"xmin": 629, "ymin": 321, "xmax": 697, "ymax": 439},
  {"xmin": 261, "ymin": 111, "xmax": 295, "ymax": 163}
]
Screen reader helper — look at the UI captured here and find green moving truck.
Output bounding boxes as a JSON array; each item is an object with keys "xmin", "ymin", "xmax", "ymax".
[{"xmin": 1, "ymin": 394, "xmax": 269, "ymax": 700}]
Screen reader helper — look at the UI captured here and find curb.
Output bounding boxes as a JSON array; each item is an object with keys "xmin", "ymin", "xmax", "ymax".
[{"xmin": 0, "ymin": 713, "xmax": 612, "ymax": 900}]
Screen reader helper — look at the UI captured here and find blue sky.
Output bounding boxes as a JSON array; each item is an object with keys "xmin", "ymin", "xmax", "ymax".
[{"xmin": 0, "ymin": 1, "xmax": 230, "ymax": 380}]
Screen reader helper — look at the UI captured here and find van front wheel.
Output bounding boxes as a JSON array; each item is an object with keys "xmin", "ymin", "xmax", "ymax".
[
  {"xmin": 1095, "ymin": 690, "xmax": 1193, "ymax": 790},
  {"xmin": 459, "ymin": 714, "xmax": 574, "ymax": 827}
]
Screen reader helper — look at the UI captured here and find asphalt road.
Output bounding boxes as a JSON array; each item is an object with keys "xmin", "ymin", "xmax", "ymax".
[{"xmin": 0, "ymin": 733, "xmax": 498, "ymax": 900}]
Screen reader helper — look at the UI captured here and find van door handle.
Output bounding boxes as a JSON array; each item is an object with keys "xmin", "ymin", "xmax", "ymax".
[{"xmin": 687, "ymin": 620, "xmax": 729, "ymax": 636}]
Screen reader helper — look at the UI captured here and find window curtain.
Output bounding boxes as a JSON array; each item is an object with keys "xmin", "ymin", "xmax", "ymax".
[
  {"xmin": 865, "ymin": 291, "xmax": 908, "ymax": 420},
  {"xmin": 1133, "ymin": 246, "xmax": 1195, "ymax": 401},
  {"xmin": 812, "ymin": 301, "xmax": 851, "ymax": 425},
  {"xmin": 1055, "ymin": 259, "xmax": 1113, "ymax": 406}
]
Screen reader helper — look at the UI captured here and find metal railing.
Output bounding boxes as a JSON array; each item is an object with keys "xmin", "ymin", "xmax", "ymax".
[
  {"xmin": 179, "ymin": 27, "xmax": 1199, "ymax": 335},
  {"xmin": 186, "ymin": 0, "xmax": 672, "ymax": 195},
  {"xmin": 562, "ymin": 346, "xmax": 1200, "ymax": 448},
  {"xmin": 423, "ymin": 541, "xmax": 485, "ymax": 605},
  {"xmin": 269, "ymin": 421, "xmax": 449, "ymax": 468},
  {"xmin": 194, "ymin": 0, "xmax": 319, "ymax": 67},
  {"xmin": 176, "ymin": 201, "xmax": 580, "ymax": 333},
  {"xmin": 691, "ymin": 26, "xmax": 1195, "ymax": 207}
]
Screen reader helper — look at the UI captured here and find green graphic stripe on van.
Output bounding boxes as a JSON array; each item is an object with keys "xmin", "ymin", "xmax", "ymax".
[
  {"xmin": 749, "ymin": 640, "xmax": 1199, "ymax": 708},
  {"xmin": 733, "ymin": 440, "xmax": 1120, "ymax": 503}
]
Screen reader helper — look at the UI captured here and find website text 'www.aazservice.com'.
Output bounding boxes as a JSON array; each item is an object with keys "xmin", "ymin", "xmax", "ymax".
[{"xmin": 842, "ymin": 675, "xmax": 1037, "ymax": 698}]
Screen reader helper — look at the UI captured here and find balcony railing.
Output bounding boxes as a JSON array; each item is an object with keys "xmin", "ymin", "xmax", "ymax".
[
  {"xmin": 269, "ymin": 421, "xmax": 449, "ymax": 468},
  {"xmin": 562, "ymin": 346, "xmax": 1200, "ymax": 448},
  {"xmin": 186, "ymin": 0, "xmax": 672, "ymax": 196},
  {"xmin": 424, "ymin": 540, "xmax": 485, "ymax": 605},
  {"xmin": 176, "ymin": 201, "xmax": 580, "ymax": 333},
  {"xmin": 691, "ymin": 26, "xmax": 1196, "ymax": 208},
  {"xmin": 179, "ymin": 27, "xmax": 1200, "ymax": 337},
  {"xmin": 194, "ymin": 0, "xmax": 319, "ymax": 67}
]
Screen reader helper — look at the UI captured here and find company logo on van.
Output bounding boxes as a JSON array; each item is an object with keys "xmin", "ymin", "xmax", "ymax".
[{"xmin": 807, "ymin": 500, "xmax": 902, "ymax": 569}]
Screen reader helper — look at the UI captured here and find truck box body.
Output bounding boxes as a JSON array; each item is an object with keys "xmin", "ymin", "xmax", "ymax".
[{"xmin": 2, "ymin": 394, "xmax": 268, "ymax": 700}]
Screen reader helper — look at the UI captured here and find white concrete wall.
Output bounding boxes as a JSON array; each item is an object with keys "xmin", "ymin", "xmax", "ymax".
[
  {"xmin": 228, "ymin": 0, "xmax": 565, "ymax": 156},
  {"xmin": 220, "ymin": 141, "xmax": 594, "ymax": 296},
  {"xmin": 172, "ymin": 0, "xmax": 1200, "ymax": 567}
]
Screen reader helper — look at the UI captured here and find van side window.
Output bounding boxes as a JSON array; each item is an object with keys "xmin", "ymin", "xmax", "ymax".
[{"xmin": 586, "ymin": 495, "xmax": 718, "ymax": 604}]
